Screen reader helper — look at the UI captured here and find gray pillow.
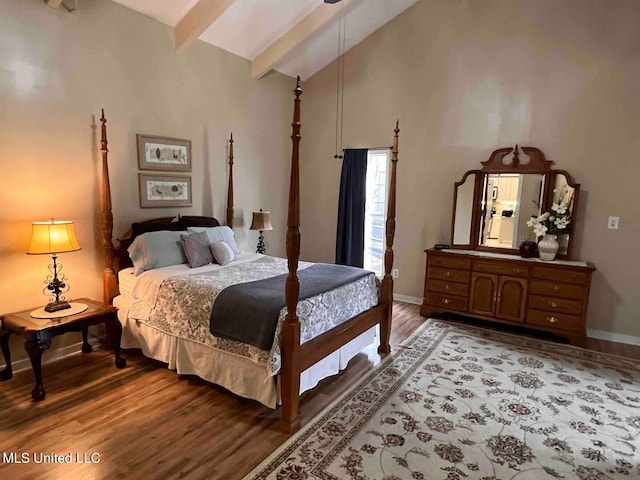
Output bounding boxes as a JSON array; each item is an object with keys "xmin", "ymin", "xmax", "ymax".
[
  {"xmin": 181, "ymin": 232, "xmax": 214, "ymax": 268},
  {"xmin": 210, "ymin": 241, "xmax": 235, "ymax": 266},
  {"xmin": 127, "ymin": 231, "xmax": 187, "ymax": 275},
  {"xmin": 187, "ymin": 226, "xmax": 240, "ymax": 254}
]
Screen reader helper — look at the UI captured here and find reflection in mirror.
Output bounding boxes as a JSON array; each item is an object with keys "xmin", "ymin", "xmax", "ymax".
[
  {"xmin": 478, "ymin": 173, "xmax": 545, "ymax": 249},
  {"xmin": 452, "ymin": 173, "xmax": 476, "ymax": 245},
  {"xmin": 553, "ymin": 173, "xmax": 575, "ymax": 255}
]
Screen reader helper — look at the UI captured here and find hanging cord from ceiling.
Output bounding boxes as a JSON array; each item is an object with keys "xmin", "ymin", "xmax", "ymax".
[{"xmin": 333, "ymin": 3, "xmax": 346, "ymax": 160}]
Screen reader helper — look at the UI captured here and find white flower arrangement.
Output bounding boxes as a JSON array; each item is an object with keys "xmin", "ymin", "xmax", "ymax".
[{"xmin": 527, "ymin": 202, "xmax": 571, "ymax": 237}]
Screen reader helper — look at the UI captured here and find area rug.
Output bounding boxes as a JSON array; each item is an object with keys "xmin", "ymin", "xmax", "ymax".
[{"xmin": 245, "ymin": 320, "xmax": 640, "ymax": 480}]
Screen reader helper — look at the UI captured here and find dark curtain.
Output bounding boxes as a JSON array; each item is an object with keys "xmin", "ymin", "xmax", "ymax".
[{"xmin": 335, "ymin": 148, "xmax": 368, "ymax": 267}]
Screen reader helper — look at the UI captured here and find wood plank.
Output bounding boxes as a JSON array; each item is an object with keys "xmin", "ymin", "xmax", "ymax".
[
  {"xmin": 1, "ymin": 302, "xmax": 638, "ymax": 479},
  {"xmin": 174, "ymin": 0, "xmax": 236, "ymax": 52},
  {"xmin": 252, "ymin": 0, "xmax": 360, "ymax": 80}
]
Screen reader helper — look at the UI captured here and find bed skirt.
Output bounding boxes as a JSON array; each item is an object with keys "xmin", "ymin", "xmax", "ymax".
[{"xmin": 113, "ymin": 295, "xmax": 376, "ymax": 408}]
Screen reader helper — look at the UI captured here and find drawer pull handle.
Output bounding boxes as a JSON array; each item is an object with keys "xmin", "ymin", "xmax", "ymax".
[
  {"xmin": 442, "ymin": 298, "xmax": 450, "ymax": 305},
  {"xmin": 549, "ymin": 301, "xmax": 558, "ymax": 308},
  {"xmin": 553, "ymin": 286, "xmax": 560, "ymax": 292},
  {"xmin": 547, "ymin": 316, "xmax": 559, "ymax": 324},
  {"xmin": 445, "ymin": 285, "xmax": 450, "ymax": 291},
  {"xmin": 445, "ymin": 271, "xmax": 451, "ymax": 277}
]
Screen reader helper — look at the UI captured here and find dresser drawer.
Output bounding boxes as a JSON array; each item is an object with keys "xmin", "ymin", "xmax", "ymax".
[
  {"xmin": 527, "ymin": 309, "xmax": 581, "ymax": 332},
  {"xmin": 529, "ymin": 280, "xmax": 586, "ymax": 300},
  {"xmin": 428, "ymin": 267, "xmax": 470, "ymax": 283},
  {"xmin": 532, "ymin": 267, "xmax": 588, "ymax": 285},
  {"xmin": 426, "ymin": 279, "xmax": 469, "ymax": 297},
  {"xmin": 428, "ymin": 255, "xmax": 471, "ymax": 270},
  {"xmin": 473, "ymin": 261, "xmax": 528, "ymax": 278},
  {"xmin": 528, "ymin": 295, "xmax": 582, "ymax": 315},
  {"xmin": 426, "ymin": 292, "xmax": 467, "ymax": 312}
]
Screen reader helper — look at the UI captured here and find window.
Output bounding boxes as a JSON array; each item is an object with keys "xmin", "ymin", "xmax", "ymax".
[{"xmin": 363, "ymin": 149, "xmax": 390, "ymax": 276}]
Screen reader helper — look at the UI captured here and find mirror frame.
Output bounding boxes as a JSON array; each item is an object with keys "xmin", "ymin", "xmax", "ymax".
[{"xmin": 450, "ymin": 145, "xmax": 580, "ymax": 260}]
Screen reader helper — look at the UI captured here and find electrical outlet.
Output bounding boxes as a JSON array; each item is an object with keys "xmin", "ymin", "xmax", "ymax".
[
  {"xmin": 607, "ymin": 216, "xmax": 620, "ymax": 230},
  {"xmin": 391, "ymin": 268, "xmax": 399, "ymax": 279}
]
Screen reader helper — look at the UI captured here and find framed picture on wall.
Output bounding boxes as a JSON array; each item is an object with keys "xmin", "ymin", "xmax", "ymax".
[
  {"xmin": 138, "ymin": 173, "xmax": 192, "ymax": 208},
  {"xmin": 137, "ymin": 134, "xmax": 191, "ymax": 171}
]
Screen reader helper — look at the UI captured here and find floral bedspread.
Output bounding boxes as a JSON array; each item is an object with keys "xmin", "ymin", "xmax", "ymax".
[{"xmin": 128, "ymin": 256, "xmax": 380, "ymax": 376}]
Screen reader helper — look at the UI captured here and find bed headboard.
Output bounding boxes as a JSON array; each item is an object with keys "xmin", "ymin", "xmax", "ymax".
[{"xmin": 114, "ymin": 215, "xmax": 220, "ymax": 270}]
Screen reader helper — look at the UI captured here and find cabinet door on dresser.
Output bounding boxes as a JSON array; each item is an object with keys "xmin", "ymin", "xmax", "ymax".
[
  {"xmin": 495, "ymin": 276, "xmax": 528, "ymax": 322},
  {"xmin": 469, "ymin": 273, "xmax": 498, "ymax": 317},
  {"xmin": 469, "ymin": 273, "xmax": 527, "ymax": 321}
]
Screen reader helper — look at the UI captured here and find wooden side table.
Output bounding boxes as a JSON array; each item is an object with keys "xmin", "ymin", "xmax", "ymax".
[
  {"xmin": 0, "ymin": 298, "xmax": 126, "ymax": 401},
  {"xmin": 0, "ymin": 320, "xmax": 12, "ymax": 381}
]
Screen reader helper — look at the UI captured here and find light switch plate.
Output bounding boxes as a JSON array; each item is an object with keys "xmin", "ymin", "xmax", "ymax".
[{"xmin": 607, "ymin": 216, "xmax": 619, "ymax": 229}]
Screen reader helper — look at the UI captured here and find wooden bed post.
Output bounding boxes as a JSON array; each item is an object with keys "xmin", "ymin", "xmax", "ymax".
[
  {"xmin": 378, "ymin": 120, "xmax": 399, "ymax": 354},
  {"xmin": 281, "ymin": 76, "xmax": 303, "ymax": 433},
  {"xmin": 226, "ymin": 133, "xmax": 234, "ymax": 228},
  {"xmin": 101, "ymin": 109, "xmax": 117, "ymax": 305}
]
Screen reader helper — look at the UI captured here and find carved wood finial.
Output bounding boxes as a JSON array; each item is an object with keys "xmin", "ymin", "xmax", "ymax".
[
  {"xmin": 227, "ymin": 133, "xmax": 234, "ymax": 228},
  {"xmin": 512, "ymin": 144, "xmax": 520, "ymax": 166}
]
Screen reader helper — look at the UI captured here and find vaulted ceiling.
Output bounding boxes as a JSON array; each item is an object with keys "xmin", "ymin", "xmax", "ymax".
[{"xmin": 84, "ymin": 0, "xmax": 420, "ymax": 80}]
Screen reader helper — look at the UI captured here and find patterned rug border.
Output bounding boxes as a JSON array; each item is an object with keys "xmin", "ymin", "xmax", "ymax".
[{"xmin": 244, "ymin": 318, "xmax": 639, "ymax": 479}]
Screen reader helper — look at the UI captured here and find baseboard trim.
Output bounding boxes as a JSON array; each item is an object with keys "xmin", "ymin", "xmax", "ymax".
[
  {"xmin": 0, "ymin": 337, "xmax": 102, "ymax": 376},
  {"xmin": 587, "ymin": 328, "xmax": 640, "ymax": 347},
  {"xmin": 394, "ymin": 294, "xmax": 422, "ymax": 305}
]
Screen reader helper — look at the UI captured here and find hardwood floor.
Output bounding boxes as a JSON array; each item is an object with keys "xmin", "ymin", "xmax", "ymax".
[{"xmin": 0, "ymin": 302, "xmax": 638, "ymax": 480}]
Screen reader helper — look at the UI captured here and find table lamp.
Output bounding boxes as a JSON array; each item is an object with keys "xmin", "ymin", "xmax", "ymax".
[
  {"xmin": 27, "ymin": 219, "xmax": 81, "ymax": 312},
  {"xmin": 249, "ymin": 209, "xmax": 273, "ymax": 254}
]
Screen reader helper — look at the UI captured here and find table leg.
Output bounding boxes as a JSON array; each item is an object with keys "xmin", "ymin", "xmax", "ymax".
[
  {"xmin": 81, "ymin": 327, "xmax": 92, "ymax": 354},
  {"xmin": 0, "ymin": 329, "xmax": 12, "ymax": 381},
  {"xmin": 24, "ymin": 331, "xmax": 51, "ymax": 401},
  {"xmin": 105, "ymin": 318, "xmax": 126, "ymax": 369}
]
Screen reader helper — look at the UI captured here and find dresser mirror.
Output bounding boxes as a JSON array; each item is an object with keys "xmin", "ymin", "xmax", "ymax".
[
  {"xmin": 450, "ymin": 146, "xmax": 580, "ymax": 259},
  {"xmin": 451, "ymin": 171, "xmax": 477, "ymax": 246}
]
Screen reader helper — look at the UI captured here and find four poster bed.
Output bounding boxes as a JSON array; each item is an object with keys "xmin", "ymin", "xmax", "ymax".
[{"xmin": 99, "ymin": 76, "xmax": 400, "ymax": 432}]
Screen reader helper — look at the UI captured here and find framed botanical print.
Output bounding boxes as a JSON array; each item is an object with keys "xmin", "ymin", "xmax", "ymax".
[
  {"xmin": 138, "ymin": 173, "xmax": 192, "ymax": 208},
  {"xmin": 137, "ymin": 134, "xmax": 191, "ymax": 171}
]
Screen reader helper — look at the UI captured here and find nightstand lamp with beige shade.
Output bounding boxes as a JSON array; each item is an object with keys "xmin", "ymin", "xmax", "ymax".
[
  {"xmin": 250, "ymin": 209, "xmax": 273, "ymax": 254},
  {"xmin": 27, "ymin": 219, "xmax": 83, "ymax": 316}
]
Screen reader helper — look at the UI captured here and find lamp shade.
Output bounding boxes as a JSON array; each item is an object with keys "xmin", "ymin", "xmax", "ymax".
[
  {"xmin": 250, "ymin": 211, "xmax": 273, "ymax": 231},
  {"xmin": 27, "ymin": 220, "xmax": 81, "ymax": 255}
]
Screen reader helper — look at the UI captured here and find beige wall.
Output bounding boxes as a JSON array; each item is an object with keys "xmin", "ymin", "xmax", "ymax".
[
  {"xmin": 301, "ymin": 0, "xmax": 640, "ymax": 339},
  {"xmin": 0, "ymin": 0, "xmax": 295, "ymax": 361}
]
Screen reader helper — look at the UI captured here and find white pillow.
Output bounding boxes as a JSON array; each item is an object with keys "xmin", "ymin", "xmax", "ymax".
[
  {"xmin": 187, "ymin": 226, "xmax": 240, "ymax": 254},
  {"xmin": 210, "ymin": 241, "xmax": 235, "ymax": 266},
  {"xmin": 127, "ymin": 231, "xmax": 187, "ymax": 275}
]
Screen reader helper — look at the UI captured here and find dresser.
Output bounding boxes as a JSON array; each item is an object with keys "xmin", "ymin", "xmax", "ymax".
[{"xmin": 420, "ymin": 249, "xmax": 595, "ymax": 346}]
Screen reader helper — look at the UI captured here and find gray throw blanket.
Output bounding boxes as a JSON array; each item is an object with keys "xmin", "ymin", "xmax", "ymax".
[{"xmin": 210, "ymin": 263, "xmax": 372, "ymax": 350}]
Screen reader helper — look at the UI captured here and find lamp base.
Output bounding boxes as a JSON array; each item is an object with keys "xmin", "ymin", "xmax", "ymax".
[
  {"xmin": 256, "ymin": 231, "xmax": 267, "ymax": 255},
  {"xmin": 44, "ymin": 301, "xmax": 71, "ymax": 313}
]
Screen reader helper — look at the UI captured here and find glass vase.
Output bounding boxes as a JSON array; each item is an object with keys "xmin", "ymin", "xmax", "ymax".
[{"xmin": 538, "ymin": 234, "xmax": 559, "ymax": 261}]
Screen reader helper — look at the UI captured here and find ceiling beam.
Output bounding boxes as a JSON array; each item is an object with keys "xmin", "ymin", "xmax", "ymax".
[
  {"xmin": 252, "ymin": 0, "xmax": 358, "ymax": 80},
  {"xmin": 46, "ymin": 0, "xmax": 63, "ymax": 8},
  {"xmin": 174, "ymin": 0, "xmax": 236, "ymax": 53}
]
